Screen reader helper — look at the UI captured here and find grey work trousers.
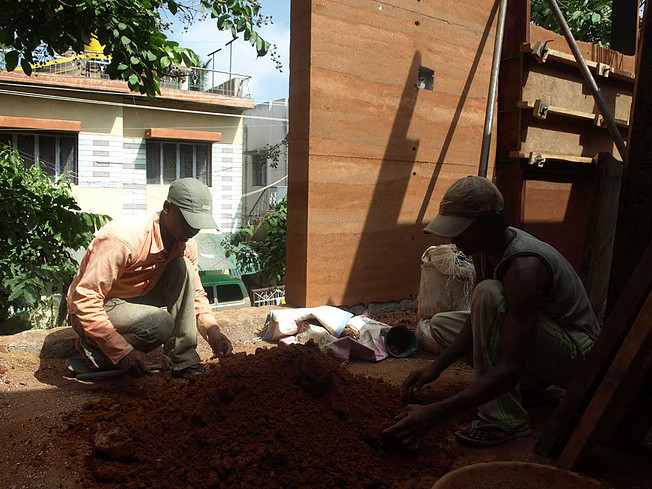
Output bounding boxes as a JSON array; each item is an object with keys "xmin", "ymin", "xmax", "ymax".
[
  {"xmin": 72, "ymin": 256, "xmax": 200, "ymax": 371},
  {"xmin": 425, "ymin": 279, "xmax": 591, "ymax": 430}
]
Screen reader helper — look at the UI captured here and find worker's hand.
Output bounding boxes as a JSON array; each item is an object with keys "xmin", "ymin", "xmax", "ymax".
[
  {"xmin": 117, "ymin": 349, "xmax": 151, "ymax": 378},
  {"xmin": 207, "ymin": 325, "xmax": 233, "ymax": 358},
  {"xmin": 400, "ymin": 364, "xmax": 442, "ymax": 402},
  {"xmin": 382, "ymin": 403, "xmax": 443, "ymax": 447}
]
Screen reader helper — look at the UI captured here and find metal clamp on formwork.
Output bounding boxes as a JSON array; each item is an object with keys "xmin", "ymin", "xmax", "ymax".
[
  {"xmin": 593, "ymin": 114, "xmax": 605, "ymax": 127},
  {"xmin": 532, "ymin": 40, "xmax": 552, "ymax": 64},
  {"xmin": 533, "ymin": 99, "xmax": 549, "ymax": 119},
  {"xmin": 596, "ymin": 62, "xmax": 612, "ymax": 78},
  {"xmin": 528, "ymin": 152, "xmax": 547, "ymax": 168}
]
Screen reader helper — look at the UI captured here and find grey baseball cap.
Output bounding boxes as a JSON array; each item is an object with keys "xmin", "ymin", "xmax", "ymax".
[
  {"xmin": 424, "ymin": 176, "xmax": 504, "ymax": 238},
  {"xmin": 167, "ymin": 178, "xmax": 218, "ymax": 230}
]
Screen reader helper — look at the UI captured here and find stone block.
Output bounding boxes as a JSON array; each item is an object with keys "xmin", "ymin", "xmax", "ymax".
[
  {"xmin": 399, "ymin": 298, "xmax": 417, "ymax": 311},
  {"xmin": 366, "ymin": 301, "xmax": 400, "ymax": 315}
]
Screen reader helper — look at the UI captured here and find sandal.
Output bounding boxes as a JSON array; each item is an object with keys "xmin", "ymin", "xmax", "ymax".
[{"xmin": 455, "ymin": 419, "xmax": 532, "ymax": 447}]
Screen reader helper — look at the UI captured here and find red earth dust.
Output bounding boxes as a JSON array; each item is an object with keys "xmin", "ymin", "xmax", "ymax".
[{"xmin": 64, "ymin": 343, "xmax": 457, "ymax": 489}]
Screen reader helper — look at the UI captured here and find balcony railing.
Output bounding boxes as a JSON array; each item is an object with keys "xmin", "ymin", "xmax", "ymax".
[
  {"xmin": 244, "ymin": 185, "xmax": 287, "ymax": 226},
  {"xmin": 29, "ymin": 51, "xmax": 252, "ymax": 99}
]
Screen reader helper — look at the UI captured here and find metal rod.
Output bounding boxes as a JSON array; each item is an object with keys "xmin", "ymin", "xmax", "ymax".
[
  {"xmin": 208, "ymin": 47, "xmax": 222, "ymax": 91},
  {"xmin": 479, "ymin": 0, "xmax": 509, "ymax": 177},
  {"xmin": 546, "ymin": 0, "xmax": 628, "ymax": 162},
  {"xmin": 226, "ymin": 37, "xmax": 236, "ymax": 87}
]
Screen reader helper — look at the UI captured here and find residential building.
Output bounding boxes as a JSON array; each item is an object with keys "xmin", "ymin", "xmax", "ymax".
[
  {"xmin": 242, "ymin": 98, "xmax": 288, "ymax": 224},
  {"xmin": 0, "ymin": 44, "xmax": 251, "ymax": 232}
]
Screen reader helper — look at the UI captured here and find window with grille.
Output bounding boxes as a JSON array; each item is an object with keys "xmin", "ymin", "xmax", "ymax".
[
  {"xmin": 146, "ymin": 140, "xmax": 211, "ymax": 186},
  {"xmin": 0, "ymin": 131, "xmax": 78, "ymax": 183},
  {"xmin": 252, "ymin": 153, "xmax": 267, "ymax": 187}
]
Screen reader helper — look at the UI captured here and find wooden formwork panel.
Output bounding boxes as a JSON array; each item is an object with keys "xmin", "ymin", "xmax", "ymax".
[
  {"xmin": 519, "ymin": 112, "xmax": 627, "ymax": 158},
  {"xmin": 522, "ymin": 62, "xmax": 633, "ymax": 122},
  {"xmin": 529, "ymin": 24, "xmax": 636, "ymax": 73},
  {"xmin": 521, "ymin": 176, "xmax": 596, "ymax": 272},
  {"xmin": 496, "ymin": 6, "xmax": 636, "ymax": 298}
]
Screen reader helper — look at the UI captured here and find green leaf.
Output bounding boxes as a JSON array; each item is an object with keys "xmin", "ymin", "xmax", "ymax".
[
  {"xmin": 160, "ymin": 56, "xmax": 171, "ymax": 68},
  {"xmin": 0, "ymin": 27, "xmax": 13, "ymax": 44},
  {"xmin": 5, "ymin": 51, "xmax": 19, "ymax": 72},
  {"xmin": 20, "ymin": 58, "xmax": 32, "ymax": 76},
  {"xmin": 23, "ymin": 286, "xmax": 39, "ymax": 305},
  {"xmin": 257, "ymin": 38, "xmax": 269, "ymax": 57},
  {"xmin": 80, "ymin": 30, "xmax": 91, "ymax": 45},
  {"xmin": 130, "ymin": 56, "xmax": 141, "ymax": 65},
  {"xmin": 168, "ymin": 0, "xmax": 178, "ymax": 15},
  {"xmin": 118, "ymin": 22, "xmax": 127, "ymax": 31},
  {"xmin": 121, "ymin": 35, "xmax": 131, "ymax": 45},
  {"xmin": 129, "ymin": 73, "xmax": 139, "ymax": 85},
  {"xmin": 117, "ymin": 63, "xmax": 128, "ymax": 71}
]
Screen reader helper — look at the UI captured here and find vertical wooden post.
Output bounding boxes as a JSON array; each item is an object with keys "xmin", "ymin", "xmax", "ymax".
[
  {"xmin": 608, "ymin": 0, "xmax": 652, "ymax": 313},
  {"xmin": 580, "ymin": 153, "xmax": 623, "ymax": 318},
  {"xmin": 611, "ymin": 0, "xmax": 639, "ymax": 56},
  {"xmin": 495, "ymin": 0, "xmax": 529, "ymax": 226}
]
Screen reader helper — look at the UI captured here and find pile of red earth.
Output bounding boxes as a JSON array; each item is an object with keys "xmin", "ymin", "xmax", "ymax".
[{"xmin": 65, "ymin": 343, "xmax": 457, "ymax": 489}]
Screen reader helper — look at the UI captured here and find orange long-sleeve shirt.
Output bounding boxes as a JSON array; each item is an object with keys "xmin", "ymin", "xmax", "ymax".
[{"xmin": 67, "ymin": 212, "xmax": 217, "ymax": 364}]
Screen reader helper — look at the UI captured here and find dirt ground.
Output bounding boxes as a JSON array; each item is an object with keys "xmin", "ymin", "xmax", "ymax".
[{"xmin": 0, "ymin": 310, "xmax": 650, "ymax": 489}]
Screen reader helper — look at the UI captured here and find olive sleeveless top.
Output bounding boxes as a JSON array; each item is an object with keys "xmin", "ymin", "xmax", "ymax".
[{"xmin": 493, "ymin": 227, "xmax": 600, "ymax": 342}]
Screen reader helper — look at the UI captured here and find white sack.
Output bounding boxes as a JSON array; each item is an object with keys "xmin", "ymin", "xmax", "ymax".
[
  {"xmin": 264, "ymin": 306, "xmax": 353, "ymax": 341},
  {"xmin": 417, "ymin": 244, "xmax": 475, "ymax": 319}
]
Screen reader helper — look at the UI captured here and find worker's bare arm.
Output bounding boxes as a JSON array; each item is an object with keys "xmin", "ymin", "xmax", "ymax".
[
  {"xmin": 387, "ymin": 256, "xmax": 550, "ymax": 442},
  {"xmin": 399, "ymin": 254, "xmax": 483, "ymax": 401}
]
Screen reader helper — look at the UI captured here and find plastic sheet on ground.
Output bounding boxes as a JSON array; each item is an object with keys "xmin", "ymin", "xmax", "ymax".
[{"xmin": 265, "ymin": 307, "xmax": 391, "ymax": 363}]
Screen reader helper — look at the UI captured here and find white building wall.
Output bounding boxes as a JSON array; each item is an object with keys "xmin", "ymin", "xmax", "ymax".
[
  {"xmin": 121, "ymin": 137, "xmax": 147, "ymax": 216},
  {"xmin": 212, "ymin": 142, "xmax": 243, "ymax": 232},
  {"xmin": 75, "ymin": 135, "xmax": 241, "ymax": 229},
  {"xmin": 243, "ymin": 99, "xmax": 289, "ymax": 218},
  {"xmin": 77, "ymin": 133, "xmax": 124, "ymax": 188}
]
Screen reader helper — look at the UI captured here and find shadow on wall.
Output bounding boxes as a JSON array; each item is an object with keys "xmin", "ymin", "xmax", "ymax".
[
  {"xmin": 340, "ymin": 51, "xmax": 421, "ymax": 304},
  {"xmin": 341, "ymin": 1, "xmax": 500, "ymax": 306},
  {"xmin": 416, "ymin": 0, "xmax": 500, "ymax": 224}
]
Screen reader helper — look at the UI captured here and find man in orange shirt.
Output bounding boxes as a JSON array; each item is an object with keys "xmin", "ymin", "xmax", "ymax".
[{"xmin": 67, "ymin": 178, "xmax": 233, "ymax": 380}]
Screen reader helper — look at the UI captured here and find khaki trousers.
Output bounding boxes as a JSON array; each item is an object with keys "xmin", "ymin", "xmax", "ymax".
[
  {"xmin": 72, "ymin": 256, "xmax": 200, "ymax": 371},
  {"xmin": 426, "ymin": 279, "xmax": 592, "ymax": 429}
]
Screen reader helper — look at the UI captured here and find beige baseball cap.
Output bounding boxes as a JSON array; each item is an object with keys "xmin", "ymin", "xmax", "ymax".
[
  {"xmin": 167, "ymin": 178, "xmax": 218, "ymax": 230},
  {"xmin": 424, "ymin": 176, "xmax": 504, "ymax": 238}
]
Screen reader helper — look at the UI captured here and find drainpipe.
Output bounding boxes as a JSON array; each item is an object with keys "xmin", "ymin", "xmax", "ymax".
[{"xmin": 479, "ymin": 0, "xmax": 509, "ymax": 178}]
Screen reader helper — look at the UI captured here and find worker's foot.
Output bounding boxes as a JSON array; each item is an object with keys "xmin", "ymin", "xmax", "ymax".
[
  {"xmin": 171, "ymin": 363, "xmax": 208, "ymax": 380},
  {"xmin": 66, "ymin": 354, "xmax": 99, "ymax": 375},
  {"xmin": 455, "ymin": 419, "xmax": 532, "ymax": 447}
]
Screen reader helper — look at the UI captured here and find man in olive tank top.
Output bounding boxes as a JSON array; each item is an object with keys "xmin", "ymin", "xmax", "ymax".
[{"xmin": 383, "ymin": 176, "xmax": 600, "ymax": 447}]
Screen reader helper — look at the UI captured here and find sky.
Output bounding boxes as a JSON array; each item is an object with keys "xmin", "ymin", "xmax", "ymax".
[{"xmin": 166, "ymin": 1, "xmax": 290, "ymax": 104}]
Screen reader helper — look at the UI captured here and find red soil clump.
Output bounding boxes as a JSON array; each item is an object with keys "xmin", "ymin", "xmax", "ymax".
[{"xmin": 64, "ymin": 343, "xmax": 456, "ymax": 489}]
